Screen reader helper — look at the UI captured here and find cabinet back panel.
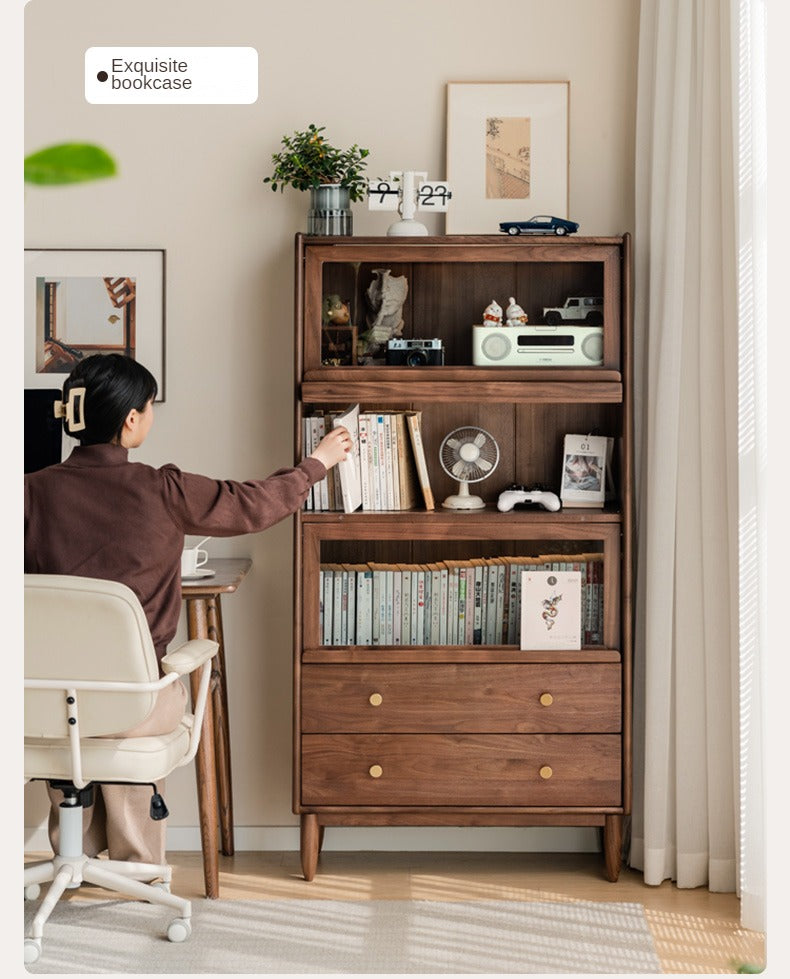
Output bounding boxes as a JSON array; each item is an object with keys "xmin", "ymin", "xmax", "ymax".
[
  {"xmin": 305, "ymin": 402, "xmax": 621, "ymax": 505},
  {"xmin": 516, "ymin": 403, "xmax": 621, "ymax": 492},
  {"xmin": 320, "ymin": 539, "xmax": 605, "ymax": 564},
  {"xmin": 322, "ymin": 263, "xmax": 415, "ymax": 343},
  {"xmin": 420, "ymin": 402, "xmax": 515, "ymax": 503},
  {"xmin": 411, "ymin": 263, "xmax": 515, "ymax": 365},
  {"xmin": 319, "ymin": 261, "xmax": 610, "ymax": 367},
  {"xmin": 514, "ymin": 262, "xmax": 605, "ymax": 327}
]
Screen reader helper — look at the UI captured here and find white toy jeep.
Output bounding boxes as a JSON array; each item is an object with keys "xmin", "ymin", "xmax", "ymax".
[{"xmin": 542, "ymin": 296, "xmax": 603, "ymax": 325}]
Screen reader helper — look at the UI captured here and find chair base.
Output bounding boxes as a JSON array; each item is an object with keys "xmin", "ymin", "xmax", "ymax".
[{"xmin": 24, "ymin": 798, "xmax": 192, "ymax": 963}]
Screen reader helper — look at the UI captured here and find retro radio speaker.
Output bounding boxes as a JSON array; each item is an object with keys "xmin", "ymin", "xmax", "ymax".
[{"xmin": 472, "ymin": 324, "xmax": 603, "ymax": 367}]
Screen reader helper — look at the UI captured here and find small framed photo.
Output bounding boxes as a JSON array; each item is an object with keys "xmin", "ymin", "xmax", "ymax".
[
  {"xmin": 445, "ymin": 81, "xmax": 569, "ymax": 234},
  {"xmin": 24, "ymin": 248, "xmax": 166, "ymax": 400},
  {"xmin": 560, "ymin": 433, "xmax": 608, "ymax": 508}
]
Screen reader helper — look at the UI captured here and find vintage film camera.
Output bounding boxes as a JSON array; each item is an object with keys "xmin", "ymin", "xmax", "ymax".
[{"xmin": 386, "ymin": 337, "xmax": 445, "ymax": 366}]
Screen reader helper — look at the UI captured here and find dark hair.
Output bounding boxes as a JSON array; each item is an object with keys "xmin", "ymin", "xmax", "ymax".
[{"xmin": 62, "ymin": 354, "xmax": 158, "ymax": 445}]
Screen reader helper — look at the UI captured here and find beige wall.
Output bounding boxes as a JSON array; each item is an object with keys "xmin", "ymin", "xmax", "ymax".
[{"xmin": 24, "ymin": 0, "xmax": 638, "ymax": 851}]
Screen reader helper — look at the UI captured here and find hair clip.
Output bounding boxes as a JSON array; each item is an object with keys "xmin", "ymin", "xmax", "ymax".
[{"xmin": 53, "ymin": 386, "xmax": 87, "ymax": 433}]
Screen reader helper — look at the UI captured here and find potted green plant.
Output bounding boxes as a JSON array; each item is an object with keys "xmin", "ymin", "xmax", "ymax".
[{"xmin": 264, "ymin": 124, "xmax": 370, "ymax": 235}]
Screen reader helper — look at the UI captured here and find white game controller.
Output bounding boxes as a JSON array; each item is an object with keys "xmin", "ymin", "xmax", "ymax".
[{"xmin": 497, "ymin": 486, "xmax": 562, "ymax": 512}]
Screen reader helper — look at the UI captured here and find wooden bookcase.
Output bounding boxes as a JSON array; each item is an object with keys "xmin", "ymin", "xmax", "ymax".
[{"xmin": 293, "ymin": 233, "xmax": 633, "ymax": 881}]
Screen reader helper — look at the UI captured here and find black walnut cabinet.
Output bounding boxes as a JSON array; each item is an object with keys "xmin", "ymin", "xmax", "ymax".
[{"xmin": 292, "ymin": 233, "xmax": 634, "ymax": 882}]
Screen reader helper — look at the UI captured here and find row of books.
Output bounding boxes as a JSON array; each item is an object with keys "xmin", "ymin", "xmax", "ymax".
[
  {"xmin": 303, "ymin": 405, "xmax": 435, "ymax": 512},
  {"xmin": 318, "ymin": 554, "xmax": 604, "ymax": 648}
]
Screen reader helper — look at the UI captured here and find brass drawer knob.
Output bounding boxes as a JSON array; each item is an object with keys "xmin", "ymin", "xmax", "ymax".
[
  {"xmin": 539, "ymin": 765, "xmax": 553, "ymax": 780},
  {"xmin": 369, "ymin": 693, "xmax": 383, "ymax": 707},
  {"xmin": 539, "ymin": 692, "xmax": 554, "ymax": 707},
  {"xmin": 369, "ymin": 764, "xmax": 383, "ymax": 779}
]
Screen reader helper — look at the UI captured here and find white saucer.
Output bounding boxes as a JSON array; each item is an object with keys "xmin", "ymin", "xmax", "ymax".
[{"xmin": 181, "ymin": 568, "xmax": 215, "ymax": 580}]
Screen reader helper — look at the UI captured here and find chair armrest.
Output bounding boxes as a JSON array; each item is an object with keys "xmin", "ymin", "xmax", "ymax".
[
  {"xmin": 160, "ymin": 639, "xmax": 218, "ymax": 677},
  {"xmin": 164, "ymin": 640, "xmax": 218, "ymax": 771}
]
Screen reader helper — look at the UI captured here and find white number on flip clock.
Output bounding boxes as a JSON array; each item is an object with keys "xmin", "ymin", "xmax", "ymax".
[
  {"xmin": 417, "ymin": 182, "xmax": 452, "ymax": 211},
  {"xmin": 368, "ymin": 179, "xmax": 400, "ymax": 210}
]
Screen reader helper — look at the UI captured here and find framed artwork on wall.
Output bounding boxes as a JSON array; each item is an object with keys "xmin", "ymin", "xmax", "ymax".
[
  {"xmin": 445, "ymin": 81, "xmax": 570, "ymax": 235},
  {"xmin": 24, "ymin": 248, "xmax": 166, "ymax": 400}
]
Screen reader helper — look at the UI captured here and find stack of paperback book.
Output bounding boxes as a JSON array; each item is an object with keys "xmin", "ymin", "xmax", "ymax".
[
  {"xmin": 303, "ymin": 404, "xmax": 434, "ymax": 512},
  {"xmin": 318, "ymin": 553, "xmax": 603, "ymax": 648}
]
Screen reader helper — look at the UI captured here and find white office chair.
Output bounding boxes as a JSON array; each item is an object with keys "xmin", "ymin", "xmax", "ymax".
[{"xmin": 24, "ymin": 574, "xmax": 218, "ymax": 965}]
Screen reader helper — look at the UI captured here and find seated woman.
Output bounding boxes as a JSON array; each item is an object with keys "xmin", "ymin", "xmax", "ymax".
[{"xmin": 24, "ymin": 353, "xmax": 351, "ymax": 868}]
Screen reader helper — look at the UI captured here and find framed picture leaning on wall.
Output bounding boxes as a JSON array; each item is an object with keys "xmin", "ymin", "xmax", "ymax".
[
  {"xmin": 24, "ymin": 248, "xmax": 166, "ymax": 400},
  {"xmin": 445, "ymin": 81, "xmax": 569, "ymax": 235}
]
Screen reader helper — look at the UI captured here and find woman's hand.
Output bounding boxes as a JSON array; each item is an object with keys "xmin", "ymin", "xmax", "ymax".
[{"xmin": 310, "ymin": 425, "xmax": 353, "ymax": 470}]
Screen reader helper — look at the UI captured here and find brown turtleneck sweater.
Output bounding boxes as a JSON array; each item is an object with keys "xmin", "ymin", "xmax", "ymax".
[{"xmin": 24, "ymin": 443, "xmax": 326, "ymax": 663}]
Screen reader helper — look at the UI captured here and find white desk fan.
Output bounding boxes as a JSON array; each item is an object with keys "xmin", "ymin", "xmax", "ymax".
[{"xmin": 439, "ymin": 426, "xmax": 500, "ymax": 509}]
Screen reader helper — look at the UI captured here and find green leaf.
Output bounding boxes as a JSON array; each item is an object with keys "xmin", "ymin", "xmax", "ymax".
[{"xmin": 24, "ymin": 143, "xmax": 117, "ymax": 185}]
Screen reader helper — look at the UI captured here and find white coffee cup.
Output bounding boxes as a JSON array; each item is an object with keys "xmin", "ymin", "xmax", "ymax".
[{"xmin": 181, "ymin": 544, "xmax": 209, "ymax": 577}]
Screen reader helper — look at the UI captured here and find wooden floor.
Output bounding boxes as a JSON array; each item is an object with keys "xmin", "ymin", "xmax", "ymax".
[{"xmin": 34, "ymin": 849, "xmax": 766, "ymax": 974}]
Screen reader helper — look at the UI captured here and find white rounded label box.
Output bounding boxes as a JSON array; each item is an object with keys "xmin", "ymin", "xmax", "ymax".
[{"xmin": 85, "ymin": 47, "xmax": 258, "ymax": 105}]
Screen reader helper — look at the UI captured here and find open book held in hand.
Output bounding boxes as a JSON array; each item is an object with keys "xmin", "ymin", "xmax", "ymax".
[{"xmin": 332, "ymin": 404, "xmax": 362, "ymax": 512}]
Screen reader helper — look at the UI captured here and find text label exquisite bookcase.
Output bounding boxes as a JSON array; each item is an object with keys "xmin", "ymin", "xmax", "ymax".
[{"xmin": 293, "ymin": 233, "xmax": 633, "ymax": 881}]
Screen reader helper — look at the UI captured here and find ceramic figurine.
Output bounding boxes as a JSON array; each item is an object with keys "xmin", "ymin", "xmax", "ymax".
[
  {"xmin": 322, "ymin": 294, "xmax": 351, "ymax": 325},
  {"xmin": 505, "ymin": 296, "xmax": 528, "ymax": 326},
  {"xmin": 359, "ymin": 269, "xmax": 408, "ymax": 362},
  {"xmin": 482, "ymin": 299, "xmax": 503, "ymax": 325}
]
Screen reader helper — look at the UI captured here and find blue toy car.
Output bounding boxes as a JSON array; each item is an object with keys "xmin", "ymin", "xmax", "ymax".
[{"xmin": 498, "ymin": 215, "xmax": 579, "ymax": 236}]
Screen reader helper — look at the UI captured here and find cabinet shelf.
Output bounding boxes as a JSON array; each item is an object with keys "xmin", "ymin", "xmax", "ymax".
[
  {"xmin": 293, "ymin": 233, "xmax": 633, "ymax": 883},
  {"xmin": 302, "ymin": 647, "xmax": 622, "ymax": 664},
  {"xmin": 302, "ymin": 371, "xmax": 623, "ymax": 405},
  {"xmin": 301, "ymin": 508, "xmax": 624, "ymax": 528},
  {"xmin": 297, "ymin": 232, "xmax": 625, "ymax": 256}
]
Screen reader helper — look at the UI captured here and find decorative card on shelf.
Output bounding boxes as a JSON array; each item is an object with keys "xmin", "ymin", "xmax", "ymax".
[
  {"xmin": 560, "ymin": 433, "xmax": 608, "ymax": 508},
  {"xmin": 520, "ymin": 570, "xmax": 582, "ymax": 651}
]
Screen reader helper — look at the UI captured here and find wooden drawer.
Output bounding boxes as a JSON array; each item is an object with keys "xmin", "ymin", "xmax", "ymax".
[
  {"xmin": 301, "ymin": 664, "xmax": 621, "ymax": 734},
  {"xmin": 301, "ymin": 733, "xmax": 622, "ymax": 807}
]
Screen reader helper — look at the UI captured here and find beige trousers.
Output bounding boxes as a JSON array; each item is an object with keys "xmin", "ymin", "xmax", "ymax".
[{"xmin": 47, "ymin": 679, "xmax": 188, "ymax": 866}]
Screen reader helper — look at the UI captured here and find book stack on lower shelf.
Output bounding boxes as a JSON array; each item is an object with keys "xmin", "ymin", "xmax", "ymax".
[
  {"xmin": 303, "ymin": 404, "xmax": 434, "ymax": 512},
  {"xmin": 318, "ymin": 553, "xmax": 603, "ymax": 648}
]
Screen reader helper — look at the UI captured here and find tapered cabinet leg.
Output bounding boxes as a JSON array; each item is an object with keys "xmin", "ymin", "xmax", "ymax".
[
  {"xmin": 603, "ymin": 814, "xmax": 623, "ymax": 882},
  {"xmin": 300, "ymin": 814, "xmax": 320, "ymax": 881}
]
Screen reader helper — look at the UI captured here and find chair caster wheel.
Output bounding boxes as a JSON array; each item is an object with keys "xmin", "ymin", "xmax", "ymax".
[
  {"xmin": 24, "ymin": 938, "xmax": 42, "ymax": 964},
  {"xmin": 25, "ymin": 883, "xmax": 41, "ymax": 901},
  {"xmin": 167, "ymin": 917, "xmax": 192, "ymax": 943}
]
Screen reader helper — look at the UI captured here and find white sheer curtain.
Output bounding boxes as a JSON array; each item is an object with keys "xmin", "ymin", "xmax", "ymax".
[
  {"xmin": 732, "ymin": 0, "xmax": 767, "ymax": 934},
  {"xmin": 631, "ymin": 0, "xmax": 766, "ymax": 924}
]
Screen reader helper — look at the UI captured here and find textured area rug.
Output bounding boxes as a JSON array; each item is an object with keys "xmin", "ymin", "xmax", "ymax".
[{"xmin": 24, "ymin": 898, "xmax": 662, "ymax": 974}]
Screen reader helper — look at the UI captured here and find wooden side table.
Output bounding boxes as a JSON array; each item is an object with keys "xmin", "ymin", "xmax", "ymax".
[{"xmin": 181, "ymin": 557, "xmax": 251, "ymax": 899}]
